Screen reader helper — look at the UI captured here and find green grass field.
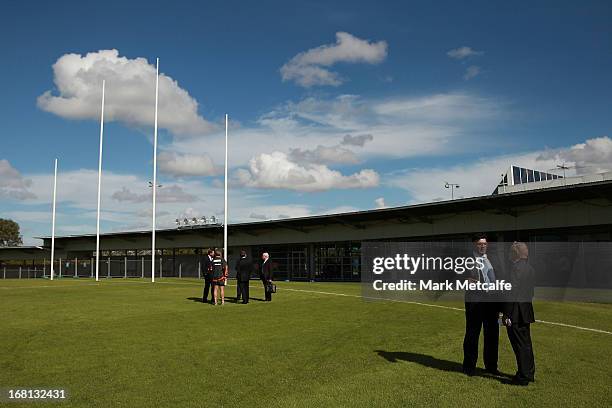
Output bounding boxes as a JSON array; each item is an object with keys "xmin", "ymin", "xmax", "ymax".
[{"xmin": 1, "ymin": 278, "xmax": 611, "ymax": 407}]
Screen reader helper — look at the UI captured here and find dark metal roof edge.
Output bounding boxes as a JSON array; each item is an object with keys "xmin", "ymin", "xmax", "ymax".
[
  {"xmin": 230, "ymin": 178, "xmax": 612, "ymax": 228},
  {"xmin": 36, "ymin": 224, "xmax": 222, "ymax": 240},
  {"xmin": 0, "ymin": 246, "xmax": 46, "ymax": 250}
]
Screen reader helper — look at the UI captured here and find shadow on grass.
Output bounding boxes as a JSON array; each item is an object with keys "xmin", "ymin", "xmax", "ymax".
[
  {"xmin": 187, "ymin": 297, "xmax": 207, "ymax": 303},
  {"xmin": 375, "ymin": 350, "xmax": 512, "ymax": 382},
  {"xmin": 187, "ymin": 296, "xmax": 265, "ymax": 304}
]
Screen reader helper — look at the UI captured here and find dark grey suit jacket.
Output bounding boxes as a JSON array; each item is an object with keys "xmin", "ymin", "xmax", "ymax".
[{"xmin": 503, "ymin": 259, "xmax": 535, "ymax": 324}]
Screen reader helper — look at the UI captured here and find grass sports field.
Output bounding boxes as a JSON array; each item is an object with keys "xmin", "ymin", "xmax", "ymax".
[{"xmin": 1, "ymin": 278, "xmax": 611, "ymax": 407}]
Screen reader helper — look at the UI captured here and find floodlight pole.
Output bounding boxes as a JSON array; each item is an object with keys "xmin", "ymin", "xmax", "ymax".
[
  {"xmin": 50, "ymin": 158, "xmax": 58, "ymax": 280},
  {"xmin": 95, "ymin": 80, "xmax": 105, "ymax": 282},
  {"xmin": 151, "ymin": 58, "xmax": 160, "ymax": 283},
  {"xmin": 445, "ymin": 182, "xmax": 459, "ymax": 200},
  {"xmin": 224, "ymin": 114, "xmax": 228, "ymax": 261}
]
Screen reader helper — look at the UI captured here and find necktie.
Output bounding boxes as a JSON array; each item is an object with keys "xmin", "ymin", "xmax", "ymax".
[{"xmin": 481, "ymin": 255, "xmax": 490, "ymax": 283}]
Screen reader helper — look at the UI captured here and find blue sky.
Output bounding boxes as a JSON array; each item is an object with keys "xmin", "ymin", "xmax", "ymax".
[{"xmin": 1, "ymin": 0, "xmax": 611, "ymax": 244}]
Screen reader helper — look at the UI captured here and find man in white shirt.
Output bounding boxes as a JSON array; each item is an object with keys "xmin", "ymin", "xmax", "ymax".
[{"xmin": 463, "ymin": 233, "xmax": 501, "ymax": 376}]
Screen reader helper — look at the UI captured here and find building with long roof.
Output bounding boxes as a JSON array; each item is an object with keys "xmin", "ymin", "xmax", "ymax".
[{"xmin": 2, "ymin": 168, "xmax": 612, "ymax": 282}]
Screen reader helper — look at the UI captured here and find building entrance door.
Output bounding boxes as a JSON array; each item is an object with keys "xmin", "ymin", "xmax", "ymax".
[{"xmin": 289, "ymin": 250, "xmax": 308, "ymax": 280}]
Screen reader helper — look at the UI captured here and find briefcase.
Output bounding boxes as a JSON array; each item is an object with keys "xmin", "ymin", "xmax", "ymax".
[{"xmin": 266, "ymin": 283, "xmax": 277, "ymax": 293}]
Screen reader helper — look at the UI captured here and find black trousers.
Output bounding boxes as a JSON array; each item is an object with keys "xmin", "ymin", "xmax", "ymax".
[
  {"xmin": 463, "ymin": 302, "xmax": 499, "ymax": 371},
  {"xmin": 237, "ymin": 281, "xmax": 249, "ymax": 303},
  {"xmin": 262, "ymin": 280, "xmax": 272, "ymax": 301},
  {"xmin": 202, "ymin": 278, "xmax": 212, "ymax": 302},
  {"xmin": 507, "ymin": 323, "xmax": 535, "ymax": 381}
]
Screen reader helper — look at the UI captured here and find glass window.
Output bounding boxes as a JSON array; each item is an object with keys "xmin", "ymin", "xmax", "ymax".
[
  {"xmin": 512, "ymin": 166, "xmax": 521, "ymax": 184},
  {"xmin": 313, "ymin": 241, "xmax": 361, "ymax": 281},
  {"xmin": 527, "ymin": 169, "xmax": 534, "ymax": 183},
  {"xmin": 520, "ymin": 167, "xmax": 528, "ymax": 184}
]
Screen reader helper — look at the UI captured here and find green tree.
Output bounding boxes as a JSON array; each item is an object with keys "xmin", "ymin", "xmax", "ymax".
[{"xmin": 0, "ymin": 218, "xmax": 23, "ymax": 246}]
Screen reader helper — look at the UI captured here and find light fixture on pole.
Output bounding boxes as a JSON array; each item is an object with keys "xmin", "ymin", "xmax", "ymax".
[
  {"xmin": 95, "ymin": 79, "xmax": 105, "ymax": 282},
  {"xmin": 151, "ymin": 57, "xmax": 160, "ymax": 283},
  {"xmin": 556, "ymin": 163, "xmax": 570, "ymax": 179},
  {"xmin": 500, "ymin": 173, "xmax": 507, "ymax": 193},
  {"xmin": 444, "ymin": 182, "xmax": 460, "ymax": 200}
]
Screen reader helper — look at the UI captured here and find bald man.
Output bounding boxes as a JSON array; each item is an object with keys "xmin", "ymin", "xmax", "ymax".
[{"xmin": 502, "ymin": 242, "xmax": 536, "ymax": 386}]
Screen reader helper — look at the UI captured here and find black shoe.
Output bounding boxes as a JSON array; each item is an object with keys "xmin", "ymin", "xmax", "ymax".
[
  {"xmin": 510, "ymin": 376, "xmax": 529, "ymax": 386},
  {"xmin": 463, "ymin": 367, "xmax": 475, "ymax": 376},
  {"xmin": 242, "ymin": 301, "xmax": 248, "ymax": 304},
  {"xmin": 513, "ymin": 372, "xmax": 535, "ymax": 382},
  {"xmin": 485, "ymin": 368, "xmax": 501, "ymax": 376}
]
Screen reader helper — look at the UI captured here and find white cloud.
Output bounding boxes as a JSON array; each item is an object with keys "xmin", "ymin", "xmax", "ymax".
[
  {"xmin": 372, "ymin": 93, "xmax": 497, "ymax": 122},
  {"xmin": 537, "ymin": 136, "xmax": 612, "ymax": 174},
  {"xmin": 341, "ymin": 133, "xmax": 373, "ymax": 147},
  {"xmin": 288, "ymin": 145, "xmax": 359, "ymax": 165},
  {"xmin": 386, "ymin": 152, "xmax": 555, "ymax": 203},
  {"xmin": 235, "ymin": 151, "xmax": 379, "ymax": 192},
  {"xmin": 289, "ymin": 135, "xmax": 374, "ymax": 164},
  {"xmin": 111, "ymin": 187, "xmax": 146, "ymax": 203},
  {"xmin": 447, "ymin": 46, "xmax": 484, "ymax": 59},
  {"xmin": 136, "ymin": 208, "xmax": 170, "ymax": 218},
  {"xmin": 3, "ymin": 210, "xmax": 55, "ymax": 223},
  {"xmin": 241, "ymin": 204, "xmax": 360, "ymax": 222},
  {"xmin": 386, "ymin": 137, "xmax": 611, "ymax": 203},
  {"xmin": 464, "ymin": 65, "xmax": 481, "ymax": 80},
  {"xmin": 6, "ymin": 166, "xmax": 369, "ymax": 241},
  {"xmin": 169, "ymin": 93, "xmax": 504, "ymax": 188},
  {"xmin": 111, "ymin": 185, "xmax": 198, "ymax": 203},
  {"xmin": 375, "ymin": 197, "xmax": 386, "ymax": 209},
  {"xmin": 242, "ymin": 204, "xmax": 313, "ymax": 221},
  {"xmin": 158, "ymin": 151, "xmax": 220, "ymax": 177},
  {"xmin": 0, "ymin": 159, "xmax": 36, "ymax": 200},
  {"xmin": 280, "ymin": 32, "xmax": 388, "ymax": 87},
  {"xmin": 156, "ymin": 185, "xmax": 200, "ymax": 203},
  {"xmin": 286, "ymin": 132, "xmax": 373, "ymax": 165},
  {"xmin": 37, "ymin": 49, "xmax": 215, "ymax": 137},
  {"xmin": 14, "ymin": 168, "xmax": 222, "ymax": 237}
]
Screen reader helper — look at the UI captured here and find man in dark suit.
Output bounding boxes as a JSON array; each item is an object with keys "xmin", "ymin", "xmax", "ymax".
[
  {"xmin": 235, "ymin": 250, "xmax": 252, "ymax": 304},
  {"xmin": 201, "ymin": 248, "xmax": 214, "ymax": 303},
  {"xmin": 463, "ymin": 233, "xmax": 501, "ymax": 376},
  {"xmin": 260, "ymin": 252, "xmax": 273, "ymax": 302},
  {"xmin": 502, "ymin": 242, "xmax": 536, "ymax": 386}
]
